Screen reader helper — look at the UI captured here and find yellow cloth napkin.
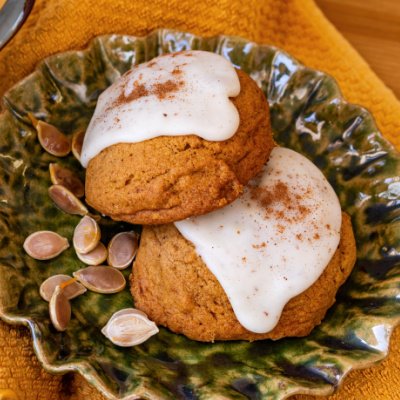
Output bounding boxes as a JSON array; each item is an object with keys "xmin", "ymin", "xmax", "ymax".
[{"xmin": 0, "ymin": 0, "xmax": 399, "ymax": 399}]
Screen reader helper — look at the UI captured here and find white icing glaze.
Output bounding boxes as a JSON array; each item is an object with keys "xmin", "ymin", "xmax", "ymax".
[
  {"xmin": 80, "ymin": 51, "xmax": 241, "ymax": 167},
  {"xmin": 175, "ymin": 147, "xmax": 342, "ymax": 334}
]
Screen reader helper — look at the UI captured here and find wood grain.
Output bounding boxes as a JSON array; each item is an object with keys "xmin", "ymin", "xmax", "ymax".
[{"xmin": 316, "ymin": 0, "xmax": 400, "ymax": 99}]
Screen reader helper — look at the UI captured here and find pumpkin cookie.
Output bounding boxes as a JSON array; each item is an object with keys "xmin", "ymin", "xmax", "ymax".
[
  {"xmin": 130, "ymin": 213, "xmax": 356, "ymax": 342},
  {"xmin": 85, "ymin": 68, "xmax": 274, "ymax": 224}
]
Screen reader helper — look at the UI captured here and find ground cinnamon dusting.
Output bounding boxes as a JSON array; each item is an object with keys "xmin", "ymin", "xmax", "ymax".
[
  {"xmin": 252, "ymin": 242, "xmax": 267, "ymax": 249},
  {"xmin": 250, "ymin": 180, "xmax": 314, "ymax": 240},
  {"xmin": 152, "ymin": 79, "xmax": 184, "ymax": 99},
  {"xmin": 172, "ymin": 67, "xmax": 182, "ymax": 75},
  {"xmin": 251, "ymin": 181, "xmax": 290, "ymax": 209},
  {"xmin": 112, "ymin": 81, "xmax": 149, "ymax": 108},
  {"xmin": 298, "ymin": 205, "xmax": 309, "ymax": 215},
  {"xmin": 124, "ymin": 82, "xmax": 148, "ymax": 102},
  {"xmin": 277, "ymin": 224, "xmax": 285, "ymax": 234},
  {"xmin": 110, "ymin": 76, "xmax": 185, "ymax": 110}
]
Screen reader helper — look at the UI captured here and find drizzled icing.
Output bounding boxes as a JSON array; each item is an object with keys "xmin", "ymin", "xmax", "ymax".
[
  {"xmin": 80, "ymin": 50, "xmax": 241, "ymax": 167},
  {"xmin": 175, "ymin": 147, "xmax": 342, "ymax": 334}
]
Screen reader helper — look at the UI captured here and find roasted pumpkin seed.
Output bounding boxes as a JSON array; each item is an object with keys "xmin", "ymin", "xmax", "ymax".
[
  {"xmin": 48, "ymin": 185, "xmax": 88, "ymax": 216},
  {"xmin": 101, "ymin": 308, "xmax": 158, "ymax": 347},
  {"xmin": 35, "ymin": 120, "xmax": 71, "ymax": 157},
  {"xmin": 107, "ymin": 232, "xmax": 139, "ymax": 270},
  {"xmin": 49, "ymin": 163, "xmax": 85, "ymax": 198},
  {"xmin": 23, "ymin": 231, "xmax": 69, "ymax": 260},
  {"xmin": 40, "ymin": 274, "xmax": 86, "ymax": 302},
  {"xmin": 76, "ymin": 242, "xmax": 107, "ymax": 265},
  {"xmin": 73, "ymin": 266, "xmax": 126, "ymax": 294},
  {"xmin": 73, "ymin": 215, "xmax": 101, "ymax": 254},
  {"xmin": 72, "ymin": 130, "xmax": 85, "ymax": 161},
  {"xmin": 49, "ymin": 285, "xmax": 71, "ymax": 331}
]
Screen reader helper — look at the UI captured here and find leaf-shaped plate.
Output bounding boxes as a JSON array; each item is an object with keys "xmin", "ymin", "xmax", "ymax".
[{"xmin": 0, "ymin": 29, "xmax": 399, "ymax": 400}]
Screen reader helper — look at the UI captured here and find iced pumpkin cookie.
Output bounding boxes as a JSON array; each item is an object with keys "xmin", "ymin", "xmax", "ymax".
[
  {"xmin": 130, "ymin": 148, "xmax": 357, "ymax": 341},
  {"xmin": 83, "ymin": 51, "xmax": 274, "ymax": 224}
]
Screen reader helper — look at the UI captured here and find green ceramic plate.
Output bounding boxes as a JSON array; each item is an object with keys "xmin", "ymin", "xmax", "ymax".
[{"xmin": 0, "ymin": 29, "xmax": 399, "ymax": 400}]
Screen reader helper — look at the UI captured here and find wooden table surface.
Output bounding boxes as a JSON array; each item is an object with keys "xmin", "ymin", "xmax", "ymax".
[{"xmin": 316, "ymin": 0, "xmax": 400, "ymax": 99}]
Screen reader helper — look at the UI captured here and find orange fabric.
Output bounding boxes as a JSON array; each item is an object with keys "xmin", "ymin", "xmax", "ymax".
[{"xmin": 0, "ymin": 0, "xmax": 399, "ymax": 399}]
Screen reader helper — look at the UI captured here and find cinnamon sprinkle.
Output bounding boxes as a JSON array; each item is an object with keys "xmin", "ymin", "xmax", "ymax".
[
  {"xmin": 277, "ymin": 224, "xmax": 285, "ymax": 234},
  {"xmin": 252, "ymin": 242, "xmax": 267, "ymax": 249},
  {"xmin": 251, "ymin": 181, "xmax": 290, "ymax": 209},
  {"xmin": 110, "ymin": 77, "xmax": 185, "ymax": 110},
  {"xmin": 172, "ymin": 67, "xmax": 182, "ymax": 75},
  {"xmin": 250, "ymin": 180, "xmax": 312, "ymax": 236},
  {"xmin": 152, "ymin": 79, "xmax": 184, "ymax": 100},
  {"xmin": 112, "ymin": 81, "xmax": 149, "ymax": 108}
]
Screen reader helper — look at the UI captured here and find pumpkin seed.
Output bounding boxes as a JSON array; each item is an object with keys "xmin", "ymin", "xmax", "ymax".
[
  {"xmin": 23, "ymin": 231, "xmax": 69, "ymax": 260},
  {"xmin": 40, "ymin": 274, "xmax": 86, "ymax": 302},
  {"xmin": 49, "ymin": 163, "xmax": 85, "ymax": 198},
  {"xmin": 107, "ymin": 232, "xmax": 139, "ymax": 270},
  {"xmin": 73, "ymin": 215, "xmax": 101, "ymax": 254},
  {"xmin": 101, "ymin": 308, "xmax": 158, "ymax": 347},
  {"xmin": 72, "ymin": 130, "xmax": 85, "ymax": 161},
  {"xmin": 76, "ymin": 242, "xmax": 107, "ymax": 265},
  {"xmin": 49, "ymin": 285, "xmax": 71, "ymax": 331},
  {"xmin": 35, "ymin": 120, "xmax": 71, "ymax": 157},
  {"xmin": 73, "ymin": 266, "xmax": 126, "ymax": 294},
  {"xmin": 48, "ymin": 185, "xmax": 88, "ymax": 216}
]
